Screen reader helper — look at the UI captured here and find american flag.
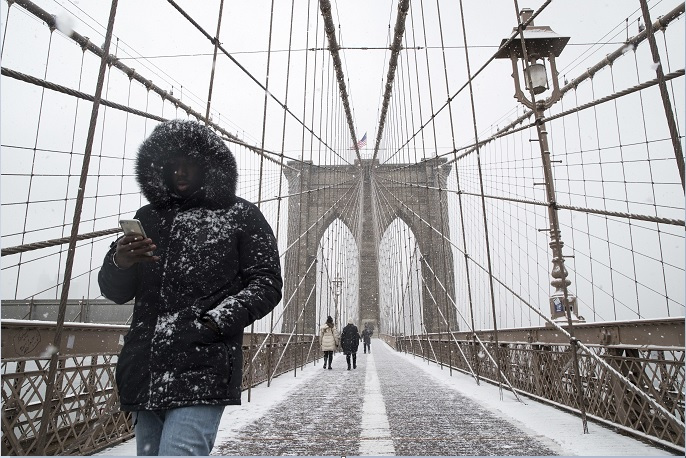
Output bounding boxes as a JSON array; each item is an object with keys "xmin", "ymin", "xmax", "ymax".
[{"xmin": 352, "ymin": 132, "xmax": 367, "ymax": 150}]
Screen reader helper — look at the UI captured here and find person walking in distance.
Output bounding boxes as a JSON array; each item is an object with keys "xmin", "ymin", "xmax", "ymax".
[
  {"xmin": 340, "ymin": 319, "xmax": 361, "ymax": 370},
  {"xmin": 361, "ymin": 324, "xmax": 373, "ymax": 354},
  {"xmin": 98, "ymin": 119, "xmax": 283, "ymax": 456},
  {"xmin": 319, "ymin": 316, "xmax": 339, "ymax": 369}
]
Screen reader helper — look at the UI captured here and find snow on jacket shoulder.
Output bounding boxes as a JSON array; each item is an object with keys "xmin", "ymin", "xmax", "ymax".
[{"xmin": 98, "ymin": 120, "xmax": 282, "ymax": 411}]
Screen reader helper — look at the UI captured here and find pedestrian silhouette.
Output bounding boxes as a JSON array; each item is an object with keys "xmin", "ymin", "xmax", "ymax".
[
  {"xmin": 319, "ymin": 316, "xmax": 339, "ymax": 369},
  {"xmin": 340, "ymin": 319, "xmax": 361, "ymax": 370},
  {"xmin": 361, "ymin": 323, "xmax": 374, "ymax": 354}
]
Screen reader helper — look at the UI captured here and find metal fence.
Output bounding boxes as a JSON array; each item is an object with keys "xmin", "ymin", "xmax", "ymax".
[
  {"xmin": 383, "ymin": 317, "xmax": 685, "ymax": 453},
  {"xmin": 2, "ymin": 319, "xmax": 684, "ymax": 454},
  {"xmin": 1, "ymin": 300, "xmax": 134, "ymax": 325},
  {"xmin": 1, "ymin": 320, "xmax": 321, "ymax": 455}
]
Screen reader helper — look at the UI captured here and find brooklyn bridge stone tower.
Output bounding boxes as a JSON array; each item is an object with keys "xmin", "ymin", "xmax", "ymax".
[{"xmin": 282, "ymin": 157, "xmax": 457, "ymax": 334}]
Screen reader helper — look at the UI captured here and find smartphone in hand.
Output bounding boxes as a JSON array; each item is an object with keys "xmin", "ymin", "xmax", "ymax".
[{"xmin": 119, "ymin": 219, "xmax": 153, "ymax": 256}]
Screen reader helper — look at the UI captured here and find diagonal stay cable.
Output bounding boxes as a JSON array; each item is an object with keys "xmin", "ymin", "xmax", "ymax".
[
  {"xmin": 166, "ymin": 0, "xmax": 345, "ymax": 163},
  {"xmin": 0, "ymin": 65, "xmax": 296, "ymax": 172},
  {"xmin": 377, "ymin": 177, "xmax": 683, "ymax": 319},
  {"xmin": 1, "ymin": 65, "xmax": 352, "ymax": 175},
  {"xmin": 377, "ymin": 176, "xmax": 685, "ymax": 227},
  {"xmin": 269, "ymin": 280, "xmax": 317, "ymax": 379},
  {"xmin": 381, "ymin": 1, "xmax": 551, "ymax": 165},
  {"xmin": 13, "ymin": 0, "xmax": 344, "ymax": 171},
  {"xmin": 251, "ymin": 255, "xmax": 318, "ymax": 364},
  {"xmin": 370, "ymin": 173, "xmax": 517, "ymax": 394},
  {"xmin": 416, "ymin": 247, "xmax": 524, "ymax": 403},
  {"xmin": 9, "ymin": 0, "xmax": 368, "ymax": 170},
  {"xmin": 279, "ymin": 180, "xmax": 361, "ymax": 259},
  {"xmin": 249, "ymin": 167, "xmax": 360, "ymax": 366},
  {"xmin": 445, "ymin": 68, "xmax": 685, "ymax": 167},
  {"xmin": 384, "ymin": 1, "xmax": 684, "ymax": 166},
  {"xmin": 382, "ymin": 68, "xmax": 684, "ymax": 176},
  {"xmin": 370, "ymin": 174, "xmax": 481, "ymax": 385},
  {"xmin": 374, "ymin": 173, "xmax": 684, "ymax": 426}
]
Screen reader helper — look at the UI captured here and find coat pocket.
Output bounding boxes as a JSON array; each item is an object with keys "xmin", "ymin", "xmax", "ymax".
[
  {"xmin": 161, "ymin": 319, "xmax": 232, "ymax": 402},
  {"xmin": 116, "ymin": 333, "xmax": 150, "ymax": 407}
]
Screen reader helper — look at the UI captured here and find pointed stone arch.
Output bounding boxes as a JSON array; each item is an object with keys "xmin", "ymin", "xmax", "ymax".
[
  {"xmin": 315, "ymin": 217, "xmax": 359, "ymax": 326},
  {"xmin": 372, "ymin": 160, "xmax": 457, "ymax": 333},
  {"xmin": 282, "ymin": 158, "xmax": 456, "ymax": 334}
]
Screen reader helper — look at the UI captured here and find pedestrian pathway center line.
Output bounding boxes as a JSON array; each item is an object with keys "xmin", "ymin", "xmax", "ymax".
[{"xmin": 359, "ymin": 352, "xmax": 395, "ymax": 456}]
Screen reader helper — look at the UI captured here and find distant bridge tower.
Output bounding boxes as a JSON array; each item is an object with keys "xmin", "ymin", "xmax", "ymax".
[{"xmin": 282, "ymin": 158, "xmax": 456, "ymax": 334}]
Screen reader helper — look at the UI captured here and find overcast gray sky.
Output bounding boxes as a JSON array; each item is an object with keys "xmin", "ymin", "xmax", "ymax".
[
  {"xmin": 1, "ymin": 0, "xmax": 683, "ymax": 329},
  {"xmin": 5, "ymin": 0, "xmax": 679, "ymax": 155}
]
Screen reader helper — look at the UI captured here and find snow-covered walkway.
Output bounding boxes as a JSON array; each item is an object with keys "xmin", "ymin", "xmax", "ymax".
[{"xmin": 100, "ymin": 339, "xmax": 677, "ymax": 456}]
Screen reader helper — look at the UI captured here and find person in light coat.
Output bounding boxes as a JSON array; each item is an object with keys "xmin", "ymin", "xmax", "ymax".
[{"xmin": 319, "ymin": 315, "xmax": 339, "ymax": 370}]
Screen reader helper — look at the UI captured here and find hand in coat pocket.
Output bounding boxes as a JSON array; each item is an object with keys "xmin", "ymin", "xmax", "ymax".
[{"xmin": 207, "ymin": 302, "xmax": 249, "ymax": 337}]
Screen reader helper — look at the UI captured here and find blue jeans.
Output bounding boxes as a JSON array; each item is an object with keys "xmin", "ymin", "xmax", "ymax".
[{"xmin": 134, "ymin": 405, "xmax": 225, "ymax": 455}]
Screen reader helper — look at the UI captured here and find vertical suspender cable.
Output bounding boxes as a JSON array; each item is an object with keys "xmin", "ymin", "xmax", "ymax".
[
  {"xmin": 431, "ymin": 0, "xmax": 458, "ymax": 374},
  {"xmin": 638, "ymin": 0, "xmax": 684, "ymax": 190},
  {"xmin": 372, "ymin": 0, "xmax": 410, "ymax": 163},
  {"xmin": 258, "ymin": 0, "xmax": 277, "ymax": 208},
  {"xmin": 57, "ymin": 47, "xmax": 87, "ymax": 301},
  {"xmin": 269, "ymin": 0, "xmax": 298, "ymax": 386},
  {"xmin": 85, "ymin": 37, "xmax": 115, "ymax": 307},
  {"xmin": 36, "ymin": 1, "xmax": 119, "ymax": 453},
  {"xmin": 608, "ymin": 64, "xmax": 642, "ymax": 320},
  {"xmin": 399, "ymin": 28, "xmax": 417, "ymax": 353},
  {"xmin": 249, "ymin": 0, "xmax": 277, "ymax": 403},
  {"xmin": 15, "ymin": 27, "xmax": 55, "ymax": 300},
  {"xmin": 629, "ymin": 50, "xmax": 671, "ymax": 317},
  {"xmin": 302, "ymin": 0, "xmax": 318, "ymax": 364},
  {"xmin": 454, "ymin": 0, "xmax": 491, "ymax": 385},
  {"xmin": 318, "ymin": 0, "xmax": 361, "ymax": 163},
  {"xmin": 588, "ymin": 77, "xmax": 619, "ymax": 319},
  {"xmin": 204, "ymin": 0, "xmax": 225, "ymax": 123},
  {"xmin": 397, "ymin": 47, "xmax": 415, "ymax": 347},
  {"xmin": 406, "ymin": 3, "xmax": 428, "ymax": 360},
  {"xmin": 511, "ymin": 0, "xmax": 589, "ymax": 431},
  {"xmin": 416, "ymin": 0, "xmax": 443, "ymax": 356}
]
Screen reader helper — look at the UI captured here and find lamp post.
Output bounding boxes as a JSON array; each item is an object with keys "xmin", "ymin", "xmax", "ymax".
[
  {"xmin": 496, "ymin": 9, "xmax": 583, "ymax": 324},
  {"xmin": 332, "ymin": 276, "xmax": 343, "ymax": 326}
]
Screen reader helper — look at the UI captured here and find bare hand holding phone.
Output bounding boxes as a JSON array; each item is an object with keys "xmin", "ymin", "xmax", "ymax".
[{"xmin": 116, "ymin": 219, "xmax": 159, "ymax": 268}]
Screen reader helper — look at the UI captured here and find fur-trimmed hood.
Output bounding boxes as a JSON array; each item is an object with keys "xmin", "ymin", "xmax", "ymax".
[{"xmin": 135, "ymin": 119, "xmax": 238, "ymax": 208}]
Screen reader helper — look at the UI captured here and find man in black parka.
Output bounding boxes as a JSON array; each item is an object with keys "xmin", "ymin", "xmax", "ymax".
[
  {"xmin": 340, "ymin": 319, "xmax": 360, "ymax": 370},
  {"xmin": 361, "ymin": 324, "xmax": 373, "ymax": 354},
  {"xmin": 98, "ymin": 119, "xmax": 282, "ymax": 456}
]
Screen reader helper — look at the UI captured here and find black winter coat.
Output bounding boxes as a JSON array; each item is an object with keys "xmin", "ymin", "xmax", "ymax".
[
  {"xmin": 98, "ymin": 120, "xmax": 282, "ymax": 411},
  {"xmin": 340, "ymin": 324, "xmax": 360, "ymax": 353},
  {"xmin": 361, "ymin": 328, "xmax": 373, "ymax": 344}
]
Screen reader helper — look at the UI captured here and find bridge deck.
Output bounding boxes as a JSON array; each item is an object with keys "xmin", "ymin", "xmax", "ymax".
[{"xmin": 99, "ymin": 340, "xmax": 674, "ymax": 456}]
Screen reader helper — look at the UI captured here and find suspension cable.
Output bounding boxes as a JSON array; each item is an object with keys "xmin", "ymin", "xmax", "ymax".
[
  {"xmin": 318, "ymin": 0, "xmax": 361, "ymax": 163},
  {"xmin": 372, "ymin": 0, "xmax": 409, "ymax": 162}
]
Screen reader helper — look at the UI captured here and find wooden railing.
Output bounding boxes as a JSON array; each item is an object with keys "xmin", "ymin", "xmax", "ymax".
[
  {"xmin": 1, "ymin": 320, "xmax": 320, "ymax": 455},
  {"xmin": 382, "ymin": 317, "xmax": 685, "ymax": 453}
]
